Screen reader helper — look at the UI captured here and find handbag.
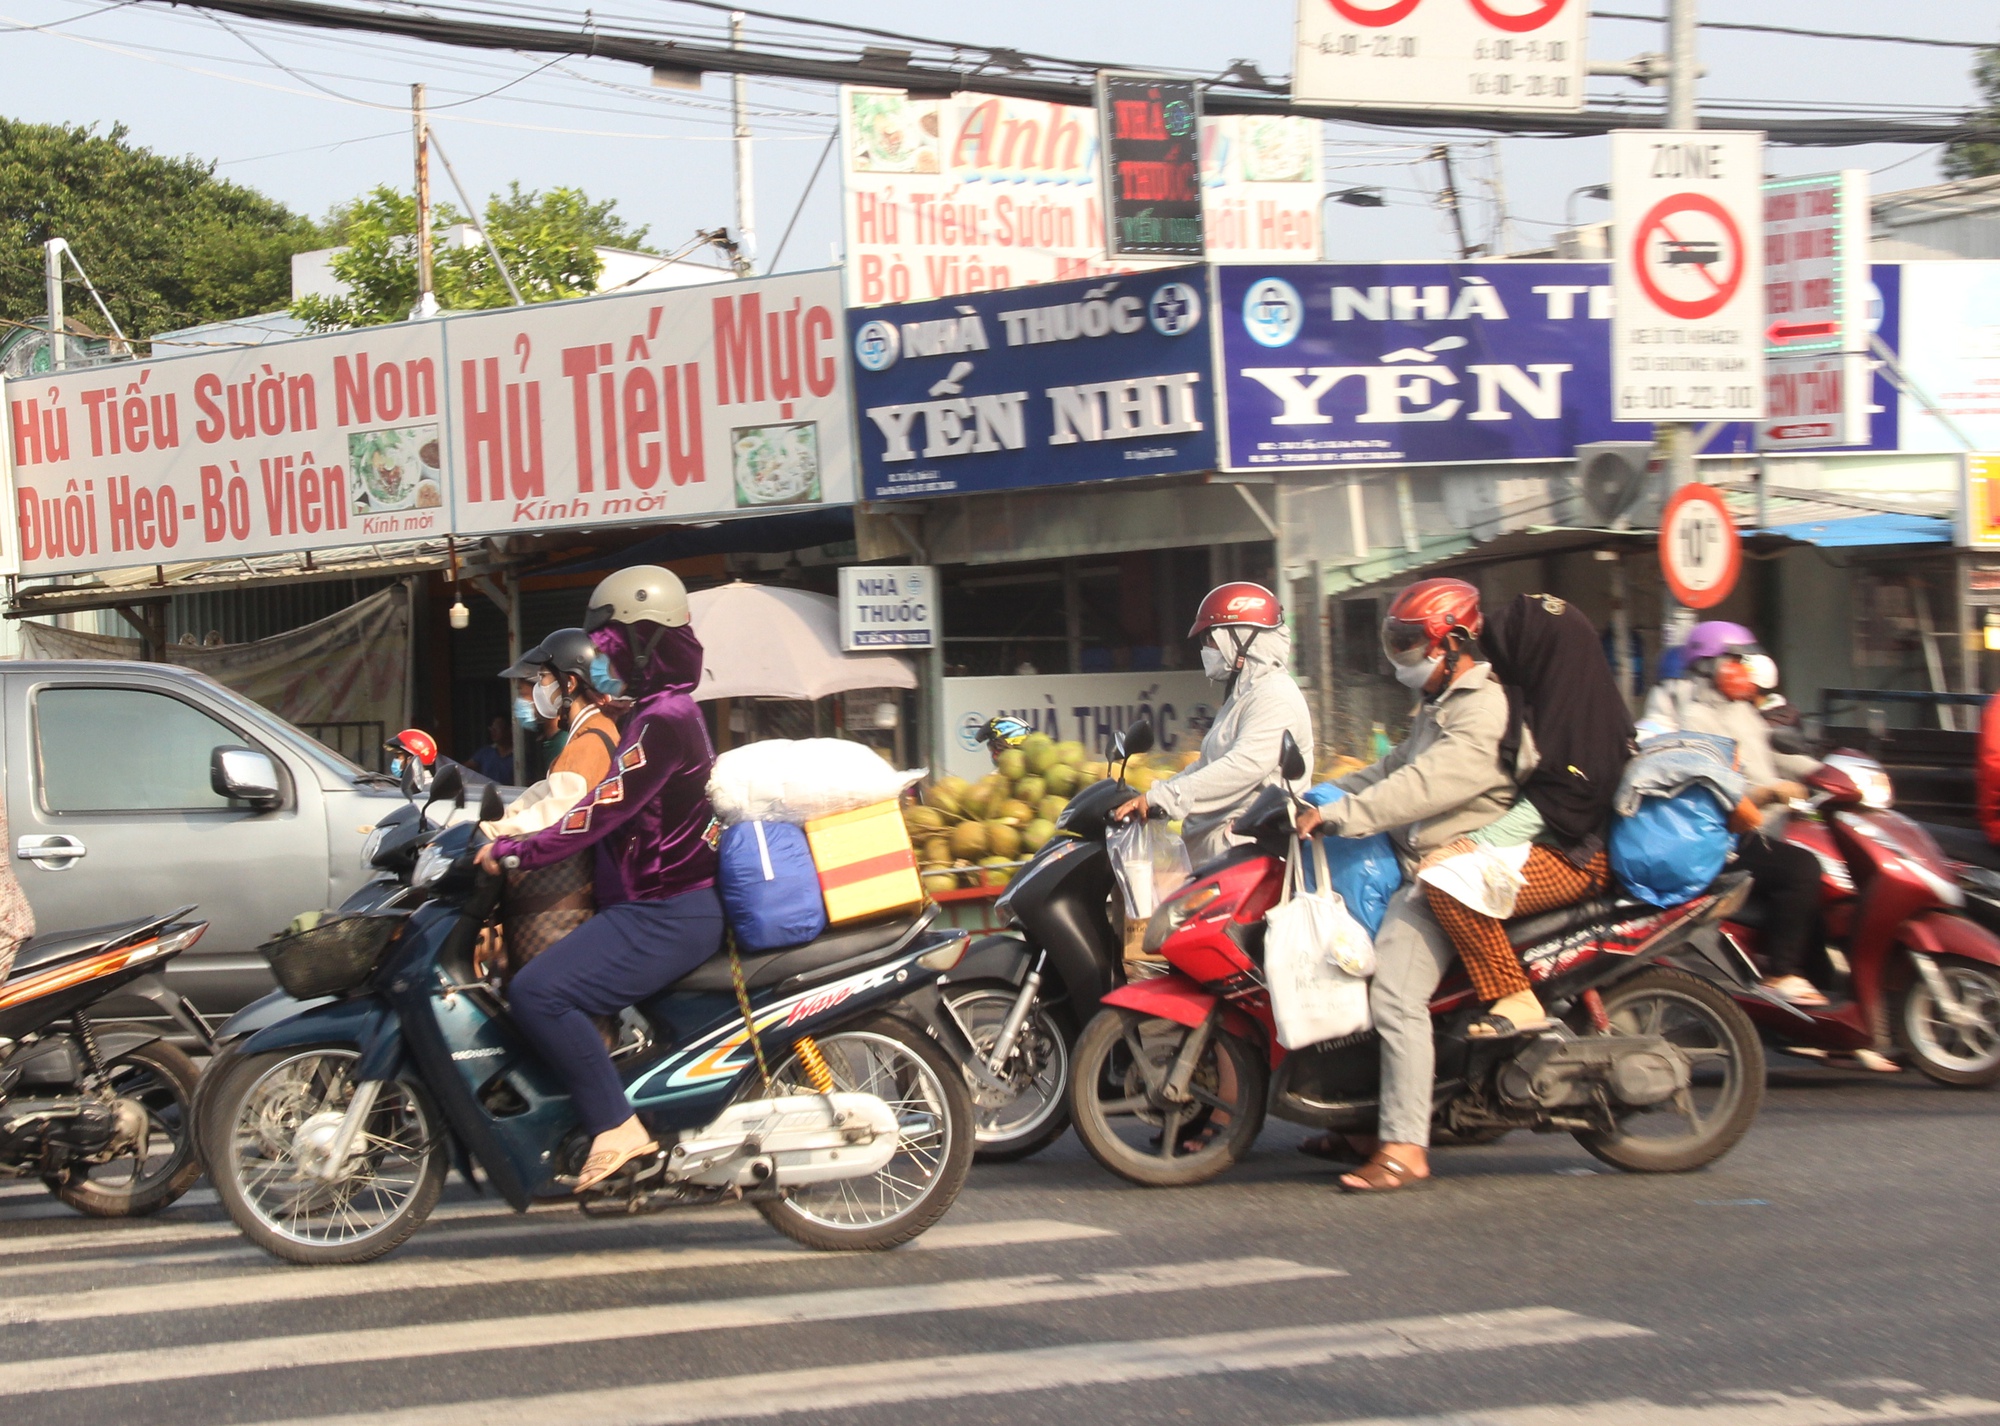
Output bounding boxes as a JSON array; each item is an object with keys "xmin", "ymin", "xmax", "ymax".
[{"xmin": 1263, "ymin": 836, "xmax": 1374, "ymax": 1050}]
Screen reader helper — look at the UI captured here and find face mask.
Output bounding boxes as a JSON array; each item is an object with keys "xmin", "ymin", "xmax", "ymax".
[
  {"xmin": 1200, "ymin": 646, "xmax": 1233, "ymax": 682},
  {"xmin": 531, "ymin": 676, "xmax": 563, "ymax": 721},
  {"xmin": 512, "ymin": 696, "xmax": 540, "ymax": 730},
  {"xmin": 590, "ymin": 651, "xmax": 625, "ymax": 698},
  {"xmin": 389, "ymin": 757, "xmax": 404, "ymax": 779},
  {"xmin": 1395, "ymin": 654, "xmax": 1443, "ymax": 691},
  {"xmin": 1713, "ymin": 660, "xmax": 1757, "ymax": 703}
]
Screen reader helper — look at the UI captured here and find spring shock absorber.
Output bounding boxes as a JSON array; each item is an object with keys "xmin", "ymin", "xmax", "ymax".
[{"xmin": 793, "ymin": 1036, "xmax": 836, "ymax": 1095}]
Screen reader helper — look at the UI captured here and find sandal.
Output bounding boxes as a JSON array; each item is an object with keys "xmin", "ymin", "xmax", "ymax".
[
  {"xmin": 1465, "ymin": 1013, "xmax": 1556, "ymax": 1039},
  {"xmin": 567, "ymin": 1138, "xmax": 660, "ymax": 1193},
  {"xmin": 1298, "ymin": 1133, "xmax": 1371, "ymax": 1165},
  {"xmin": 1339, "ymin": 1152, "xmax": 1432, "ymax": 1193}
]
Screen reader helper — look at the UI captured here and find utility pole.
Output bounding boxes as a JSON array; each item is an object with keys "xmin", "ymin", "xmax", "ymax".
[
  {"xmin": 730, "ymin": 12, "xmax": 757, "ymax": 276},
  {"xmin": 1657, "ymin": 0, "xmax": 1699, "ymax": 638},
  {"xmin": 1433, "ymin": 145, "xmax": 1477, "ymax": 260},
  {"xmin": 412, "ymin": 82, "xmax": 439, "ymax": 318},
  {"xmin": 43, "ymin": 238, "xmax": 64, "ymax": 370}
]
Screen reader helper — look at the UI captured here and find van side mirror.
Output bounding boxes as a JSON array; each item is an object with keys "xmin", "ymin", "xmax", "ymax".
[
  {"xmin": 1278, "ymin": 730, "xmax": 1307, "ymax": 785},
  {"xmin": 428, "ymin": 762, "xmax": 465, "ymax": 811},
  {"xmin": 211, "ymin": 746, "xmax": 281, "ymax": 810}
]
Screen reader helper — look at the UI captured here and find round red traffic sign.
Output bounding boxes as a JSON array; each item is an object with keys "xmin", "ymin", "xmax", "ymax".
[
  {"xmin": 1659, "ymin": 483, "xmax": 1741, "ymax": 610},
  {"xmin": 1467, "ymin": 0, "xmax": 1568, "ymax": 32},
  {"xmin": 1329, "ymin": 0, "xmax": 1422, "ymax": 24},
  {"xmin": 1631, "ymin": 193, "xmax": 1746, "ymax": 322}
]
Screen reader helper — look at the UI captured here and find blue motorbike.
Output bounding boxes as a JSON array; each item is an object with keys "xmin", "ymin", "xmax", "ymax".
[{"xmin": 200, "ymin": 773, "xmax": 984, "ymax": 1265}]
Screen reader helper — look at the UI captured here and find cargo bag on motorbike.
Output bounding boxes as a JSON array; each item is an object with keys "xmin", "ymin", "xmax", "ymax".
[
  {"xmin": 1264, "ymin": 836, "xmax": 1373, "ymax": 1049},
  {"xmin": 1299, "ymin": 784, "xmax": 1401, "ymax": 936},
  {"xmin": 1609, "ymin": 734, "xmax": 1742, "ymax": 907},
  {"xmin": 709, "ymin": 739, "xmax": 924, "ymax": 826},
  {"xmin": 719, "ymin": 820, "xmax": 828, "ymax": 951},
  {"xmin": 804, "ymin": 801, "xmax": 925, "ymax": 926}
]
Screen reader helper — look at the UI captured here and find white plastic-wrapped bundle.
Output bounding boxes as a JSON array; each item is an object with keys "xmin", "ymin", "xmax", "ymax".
[{"xmin": 707, "ymin": 739, "xmax": 923, "ymax": 826}]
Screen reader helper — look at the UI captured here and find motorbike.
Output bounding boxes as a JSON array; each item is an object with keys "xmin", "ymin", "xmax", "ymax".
[
  {"xmin": 0, "ymin": 907, "xmax": 210, "ymax": 1216},
  {"xmin": 1722, "ymin": 751, "xmax": 2000, "ymax": 1087},
  {"xmin": 199, "ymin": 766, "xmax": 986, "ymax": 1265},
  {"xmin": 1068, "ymin": 733, "xmax": 1770, "ymax": 1187}
]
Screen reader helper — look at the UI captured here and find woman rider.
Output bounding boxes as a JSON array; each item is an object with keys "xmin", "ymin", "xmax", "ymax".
[{"xmin": 475, "ymin": 566, "xmax": 724, "ymax": 1192}]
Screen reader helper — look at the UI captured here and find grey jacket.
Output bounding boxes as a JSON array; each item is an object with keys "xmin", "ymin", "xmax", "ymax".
[
  {"xmin": 1637, "ymin": 678, "xmax": 1818, "ymax": 787},
  {"xmin": 1146, "ymin": 624, "xmax": 1314, "ymax": 864},
  {"xmin": 1320, "ymin": 661, "xmax": 1531, "ymax": 866}
]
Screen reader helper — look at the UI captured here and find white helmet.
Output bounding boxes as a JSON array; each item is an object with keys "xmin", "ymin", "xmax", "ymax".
[{"xmin": 584, "ymin": 566, "xmax": 690, "ymax": 632}]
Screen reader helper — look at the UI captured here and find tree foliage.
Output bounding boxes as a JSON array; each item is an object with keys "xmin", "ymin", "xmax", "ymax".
[
  {"xmin": 0, "ymin": 117, "xmax": 318, "ymax": 341},
  {"xmin": 1945, "ymin": 48, "xmax": 2000, "ymax": 180},
  {"xmin": 293, "ymin": 182, "xmax": 652, "ymax": 329}
]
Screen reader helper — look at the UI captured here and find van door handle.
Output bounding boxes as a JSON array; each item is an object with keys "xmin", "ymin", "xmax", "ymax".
[{"xmin": 17, "ymin": 835, "xmax": 86, "ymax": 868}]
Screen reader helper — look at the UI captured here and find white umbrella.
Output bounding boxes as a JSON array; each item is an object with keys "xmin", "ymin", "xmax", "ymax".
[{"xmin": 686, "ymin": 581, "xmax": 917, "ymax": 702}]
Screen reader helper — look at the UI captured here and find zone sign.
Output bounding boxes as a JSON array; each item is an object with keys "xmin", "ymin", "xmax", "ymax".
[
  {"xmin": 1293, "ymin": 0, "xmax": 1588, "ymax": 113},
  {"xmin": 1611, "ymin": 130, "xmax": 1767, "ymax": 424}
]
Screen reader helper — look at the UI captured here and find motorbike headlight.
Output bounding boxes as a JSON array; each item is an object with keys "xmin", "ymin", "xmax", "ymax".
[
  {"xmin": 412, "ymin": 842, "xmax": 454, "ymax": 889},
  {"xmin": 1853, "ymin": 765, "xmax": 1895, "ymax": 811},
  {"xmin": 360, "ymin": 824, "xmax": 390, "ymax": 869},
  {"xmin": 1142, "ymin": 883, "xmax": 1231, "ymax": 955}
]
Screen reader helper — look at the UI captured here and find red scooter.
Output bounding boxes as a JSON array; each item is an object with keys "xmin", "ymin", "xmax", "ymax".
[
  {"xmin": 1722, "ymin": 751, "xmax": 2000, "ymax": 1086},
  {"xmin": 1068, "ymin": 734, "xmax": 1769, "ymax": 1187}
]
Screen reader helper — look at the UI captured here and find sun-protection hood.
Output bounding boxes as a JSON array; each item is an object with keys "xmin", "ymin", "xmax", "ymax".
[{"xmin": 589, "ymin": 620, "xmax": 704, "ymax": 699}]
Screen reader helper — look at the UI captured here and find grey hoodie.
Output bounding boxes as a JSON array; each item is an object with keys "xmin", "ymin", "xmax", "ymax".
[{"xmin": 1145, "ymin": 624, "xmax": 1315, "ymax": 864}]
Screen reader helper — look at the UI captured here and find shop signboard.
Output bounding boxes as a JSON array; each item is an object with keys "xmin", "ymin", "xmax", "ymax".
[
  {"xmin": 1215, "ymin": 261, "xmax": 1650, "ymax": 470},
  {"xmin": 854, "ymin": 265, "xmax": 1217, "ymax": 501},
  {"xmin": 940, "ymin": 671, "xmax": 1217, "ymax": 782},
  {"xmin": 840, "ymin": 86, "xmax": 1319, "ymax": 306},
  {"xmin": 446, "ymin": 272, "xmax": 853, "ymax": 539},
  {"xmin": 838, "ymin": 564, "xmax": 937, "ymax": 650},
  {"xmin": 1292, "ymin": 0, "xmax": 1588, "ymax": 113},
  {"xmin": 1759, "ymin": 170, "xmax": 1870, "ymax": 451},
  {"xmin": 1888, "ymin": 261, "xmax": 2000, "ymax": 454},
  {"xmin": 1097, "ymin": 73, "xmax": 1204, "ymax": 259},
  {"xmin": 1960, "ymin": 454, "xmax": 2000, "ymax": 549},
  {"xmin": 7, "ymin": 323, "xmax": 446, "ymax": 577}
]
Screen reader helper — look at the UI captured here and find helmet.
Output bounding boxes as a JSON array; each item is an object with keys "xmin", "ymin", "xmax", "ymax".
[
  {"xmin": 383, "ymin": 728, "xmax": 436, "ymax": 767},
  {"xmin": 584, "ymin": 565, "xmax": 690, "ymax": 632},
  {"xmin": 1381, "ymin": 578, "xmax": 1483, "ymax": 667},
  {"xmin": 500, "ymin": 628, "xmax": 597, "ymax": 683},
  {"xmin": 1681, "ymin": 621, "xmax": 1758, "ymax": 661},
  {"xmin": 1189, "ymin": 582, "xmax": 1282, "ymax": 640},
  {"xmin": 978, "ymin": 716, "xmax": 1032, "ymax": 754}
]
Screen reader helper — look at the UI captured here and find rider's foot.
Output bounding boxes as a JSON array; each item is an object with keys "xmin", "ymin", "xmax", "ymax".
[
  {"xmin": 1468, "ymin": 989, "xmax": 1548, "ymax": 1038},
  {"xmin": 1338, "ymin": 1143, "xmax": 1432, "ymax": 1193},
  {"xmin": 572, "ymin": 1116, "xmax": 658, "ymax": 1193},
  {"xmin": 1763, "ymin": 974, "xmax": 1829, "ymax": 1007},
  {"xmin": 1850, "ymin": 1047, "xmax": 1900, "ymax": 1073}
]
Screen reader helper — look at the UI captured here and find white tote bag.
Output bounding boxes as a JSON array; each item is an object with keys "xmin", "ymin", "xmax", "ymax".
[{"xmin": 1264, "ymin": 836, "xmax": 1375, "ymax": 1050}]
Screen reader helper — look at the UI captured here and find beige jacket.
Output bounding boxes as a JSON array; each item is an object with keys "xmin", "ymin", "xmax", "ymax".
[{"xmin": 1320, "ymin": 661, "xmax": 1532, "ymax": 866}]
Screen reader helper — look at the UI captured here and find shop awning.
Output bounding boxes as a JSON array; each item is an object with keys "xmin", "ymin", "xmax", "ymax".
[
  {"xmin": 1714, "ymin": 482, "xmax": 1955, "ymax": 548},
  {"xmin": 1759, "ymin": 511, "xmax": 1952, "ymax": 547}
]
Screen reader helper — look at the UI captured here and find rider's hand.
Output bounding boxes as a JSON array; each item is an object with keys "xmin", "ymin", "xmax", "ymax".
[
  {"xmin": 474, "ymin": 843, "xmax": 502, "ymax": 875},
  {"xmin": 1295, "ymin": 805, "xmax": 1324, "ymax": 837},
  {"xmin": 1752, "ymin": 780, "xmax": 1808, "ymax": 807},
  {"xmin": 1111, "ymin": 795, "xmax": 1149, "ymax": 823},
  {"xmin": 1416, "ymin": 838, "xmax": 1477, "ymax": 874}
]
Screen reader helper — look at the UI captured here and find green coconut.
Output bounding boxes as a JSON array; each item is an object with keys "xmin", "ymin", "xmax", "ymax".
[
  {"xmin": 949, "ymin": 821, "xmax": 991, "ymax": 859},
  {"xmin": 1043, "ymin": 763, "xmax": 1078, "ymax": 797},
  {"xmin": 921, "ymin": 871, "xmax": 959, "ymax": 898},
  {"xmin": 1027, "ymin": 742, "xmax": 1062, "ymax": 775},
  {"xmin": 920, "ymin": 836, "xmax": 952, "ymax": 868},
  {"xmin": 1013, "ymin": 774, "xmax": 1046, "ymax": 807},
  {"xmin": 1038, "ymin": 795, "xmax": 1068, "ymax": 825},
  {"xmin": 985, "ymin": 821, "xmax": 1022, "ymax": 859},
  {"xmin": 903, "ymin": 804, "xmax": 946, "ymax": 833},
  {"xmin": 994, "ymin": 798, "xmax": 1035, "ymax": 825},
  {"xmin": 1056, "ymin": 739, "xmax": 1087, "ymax": 767},
  {"xmin": 978, "ymin": 856, "xmax": 1015, "ymax": 887},
  {"xmin": 994, "ymin": 748, "xmax": 1027, "ymax": 781},
  {"xmin": 1022, "ymin": 818, "xmax": 1056, "ymax": 852}
]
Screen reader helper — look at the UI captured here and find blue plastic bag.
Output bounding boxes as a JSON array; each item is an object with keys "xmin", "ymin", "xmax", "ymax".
[
  {"xmin": 718, "ymin": 821, "xmax": 827, "ymax": 952},
  {"xmin": 1299, "ymin": 783, "xmax": 1402, "ymax": 936},
  {"xmin": 1609, "ymin": 788, "xmax": 1730, "ymax": 907}
]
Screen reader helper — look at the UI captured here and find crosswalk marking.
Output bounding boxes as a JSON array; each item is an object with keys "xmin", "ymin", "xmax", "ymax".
[
  {"xmin": 0, "ymin": 1197, "xmax": 525, "ymax": 1262},
  {"xmin": 0, "ymin": 1216, "xmax": 1110, "ymax": 1325},
  {"xmin": 1315, "ymin": 1388, "xmax": 2000, "ymax": 1424},
  {"xmin": 0, "ymin": 1256, "xmax": 1334, "ymax": 1397},
  {"xmin": 232, "ymin": 1308, "xmax": 1647, "ymax": 1426}
]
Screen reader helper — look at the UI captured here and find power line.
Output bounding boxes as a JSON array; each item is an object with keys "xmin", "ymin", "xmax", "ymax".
[{"xmin": 1591, "ymin": 9, "xmax": 1996, "ymax": 51}]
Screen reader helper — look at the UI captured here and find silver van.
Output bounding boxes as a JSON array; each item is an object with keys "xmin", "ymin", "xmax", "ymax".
[{"xmin": 3, "ymin": 661, "xmax": 409, "ymax": 1016}]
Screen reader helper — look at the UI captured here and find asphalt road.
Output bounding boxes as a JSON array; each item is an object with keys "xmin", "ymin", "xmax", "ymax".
[{"xmin": 5, "ymin": 1053, "xmax": 1999, "ymax": 1426}]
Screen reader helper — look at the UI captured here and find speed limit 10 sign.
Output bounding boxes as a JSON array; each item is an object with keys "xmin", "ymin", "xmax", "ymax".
[{"xmin": 1659, "ymin": 483, "xmax": 1741, "ymax": 609}]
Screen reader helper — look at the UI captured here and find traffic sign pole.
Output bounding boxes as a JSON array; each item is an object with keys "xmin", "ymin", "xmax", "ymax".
[{"xmin": 1660, "ymin": 0, "xmax": 1698, "ymax": 630}]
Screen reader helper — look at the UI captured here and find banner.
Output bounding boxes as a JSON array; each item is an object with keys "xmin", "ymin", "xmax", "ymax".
[
  {"xmin": 854, "ymin": 265, "xmax": 1216, "ymax": 501},
  {"xmin": 841, "ymin": 87, "xmax": 1320, "ymax": 306},
  {"xmin": 8, "ymin": 324, "xmax": 445, "ymax": 577},
  {"xmin": 940, "ymin": 671, "xmax": 1216, "ymax": 782},
  {"xmin": 446, "ymin": 273, "xmax": 853, "ymax": 538}
]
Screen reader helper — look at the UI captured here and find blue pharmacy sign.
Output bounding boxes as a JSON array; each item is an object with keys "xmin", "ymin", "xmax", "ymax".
[{"xmin": 853, "ymin": 265, "xmax": 1218, "ymax": 500}]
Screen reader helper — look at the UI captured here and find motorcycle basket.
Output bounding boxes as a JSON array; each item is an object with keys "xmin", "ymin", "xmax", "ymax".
[{"xmin": 259, "ymin": 912, "xmax": 404, "ymax": 999}]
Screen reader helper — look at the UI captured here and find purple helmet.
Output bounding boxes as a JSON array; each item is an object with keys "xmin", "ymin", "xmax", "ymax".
[{"xmin": 1681, "ymin": 620, "xmax": 1758, "ymax": 661}]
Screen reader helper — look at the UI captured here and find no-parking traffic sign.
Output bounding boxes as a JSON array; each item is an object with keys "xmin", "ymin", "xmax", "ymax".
[
  {"xmin": 1611, "ymin": 130, "xmax": 1766, "ymax": 424},
  {"xmin": 1293, "ymin": 0, "xmax": 1587, "ymax": 112}
]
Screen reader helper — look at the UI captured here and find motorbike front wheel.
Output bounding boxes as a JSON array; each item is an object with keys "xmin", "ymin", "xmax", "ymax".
[
  {"xmin": 1068, "ymin": 1007, "xmax": 1267, "ymax": 1187},
  {"xmin": 946, "ymin": 983, "xmax": 1074, "ymax": 1162},
  {"xmin": 1896, "ymin": 955, "xmax": 2000, "ymax": 1087},
  {"xmin": 206, "ymin": 1048, "xmax": 447, "ymax": 1265}
]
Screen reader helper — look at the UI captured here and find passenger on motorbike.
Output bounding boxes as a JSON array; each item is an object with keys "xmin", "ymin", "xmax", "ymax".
[
  {"xmin": 1112, "ymin": 582, "xmax": 1314, "ymax": 866},
  {"xmin": 976, "ymin": 716, "xmax": 1034, "ymax": 767},
  {"xmin": 1293, "ymin": 578, "xmax": 1525, "ymax": 1193},
  {"xmin": 1638, "ymin": 622, "xmax": 1827, "ymax": 1007},
  {"xmin": 475, "ymin": 567, "xmax": 725, "ymax": 1191}
]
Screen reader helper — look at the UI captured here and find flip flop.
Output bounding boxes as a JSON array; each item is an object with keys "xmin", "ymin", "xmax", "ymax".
[
  {"xmin": 566, "ymin": 1139, "xmax": 660, "ymax": 1193},
  {"xmin": 1339, "ymin": 1153, "xmax": 1433, "ymax": 1193},
  {"xmin": 1465, "ymin": 1013, "xmax": 1558, "ymax": 1040}
]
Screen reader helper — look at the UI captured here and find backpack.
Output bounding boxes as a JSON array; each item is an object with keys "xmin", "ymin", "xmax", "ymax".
[{"xmin": 718, "ymin": 821, "xmax": 827, "ymax": 952}]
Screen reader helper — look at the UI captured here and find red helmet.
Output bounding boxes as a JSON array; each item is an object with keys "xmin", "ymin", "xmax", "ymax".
[
  {"xmin": 1381, "ymin": 578, "xmax": 1483, "ymax": 667},
  {"xmin": 1189, "ymin": 582, "xmax": 1282, "ymax": 640},
  {"xmin": 385, "ymin": 728, "xmax": 437, "ymax": 767}
]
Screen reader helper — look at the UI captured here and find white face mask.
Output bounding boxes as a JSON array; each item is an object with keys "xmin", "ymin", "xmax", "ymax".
[
  {"xmin": 1395, "ymin": 654, "xmax": 1442, "ymax": 691},
  {"xmin": 1200, "ymin": 646, "xmax": 1233, "ymax": 682},
  {"xmin": 531, "ymin": 676, "xmax": 563, "ymax": 721}
]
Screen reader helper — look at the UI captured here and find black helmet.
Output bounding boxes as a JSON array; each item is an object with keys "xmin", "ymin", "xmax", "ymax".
[{"xmin": 500, "ymin": 627, "xmax": 597, "ymax": 685}]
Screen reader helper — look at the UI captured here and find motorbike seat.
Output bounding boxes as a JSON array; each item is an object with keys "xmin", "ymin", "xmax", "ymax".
[
  {"xmin": 1503, "ymin": 895, "xmax": 1651, "ymax": 950},
  {"xmin": 672, "ymin": 912, "xmax": 928, "ymax": 994},
  {"xmin": 11, "ymin": 912, "xmax": 179, "ymax": 977}
]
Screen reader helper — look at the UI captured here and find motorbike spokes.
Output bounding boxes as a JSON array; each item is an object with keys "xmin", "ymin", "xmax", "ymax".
[
  {"xmin": 1900, "ymin": 960, "xmax": 2000, "ymax": 1085},
  {"xmin": 1070, "ymin": 1009, "xmax": 1267, "ymax": 1187}
]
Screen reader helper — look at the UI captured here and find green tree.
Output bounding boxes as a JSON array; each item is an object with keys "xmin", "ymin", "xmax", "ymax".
[
  {"xmin": 293, "ymin": 182, "xmax": 652, "ymax": 329},
  {"xmin": 0, "ymin": 117, "xmax": 318, "ymax": 341},
  {"xmin": 1945, "ymin": 47, "xmax": 2000, "ymax": 179}
]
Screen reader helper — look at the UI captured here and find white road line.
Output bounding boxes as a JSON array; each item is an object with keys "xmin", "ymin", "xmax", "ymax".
[
  {"xmin": 0, "ymin": 1217, "xmax": 1111, "ymax": 1325},
  {"xmin": 233, "ymin": 1308, "xmax": 1648, "ymax": 1426},
  {"xmin": 1316, "ymin": 1388, "xmax": 2000, "ymax": 1424},
  {"xmin": 0, "ymin": 1256, "xmax": 1333, "ymax": 1396}
]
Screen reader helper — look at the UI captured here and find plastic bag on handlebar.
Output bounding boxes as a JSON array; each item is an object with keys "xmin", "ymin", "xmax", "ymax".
[
  {"xmin": 1107, "ymin": 818, "xmax": 1191, "ymax": 921},
  {"xmin": 1299, "ymin": 784, "xmax": 1401, "ymax": 936}
]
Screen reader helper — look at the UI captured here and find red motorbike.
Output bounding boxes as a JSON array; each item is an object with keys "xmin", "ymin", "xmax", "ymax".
[
  {"xmin": 1722, "ymin": 751, "xmax": 2000, "ymax": 1086},
  {"xmin": 1068, "ymin": 735, "xmax": 1769, "ymax": 1187}
]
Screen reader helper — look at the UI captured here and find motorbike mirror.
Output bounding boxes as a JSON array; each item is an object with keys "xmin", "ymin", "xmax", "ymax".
[
  {"xmin": 478, "ymin": 781, "xmax": 505, "ymax": 823},
  {"xmin": 399, "ymin": 756, "xmax": 420, "ymax": 799},
  {"xmin": 428, "ymin": 762, "xmax": 465, "ymax": 811},
  {"xmin": 1278, "ymin": 730, "xmax": 1307, "ymax": 785},
  {"xmin": 1121, "ymin": 717, "xmax": 1155, "ymax": 758}
]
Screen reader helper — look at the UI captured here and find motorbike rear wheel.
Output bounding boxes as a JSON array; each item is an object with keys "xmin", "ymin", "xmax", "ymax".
[
  {"xmin": 947, "ymin": 982, "xmax": 1074, "ymax": 1162},
  {"xmin": 1571, "ymin": 967, "xmax": 1765, "ymax": 1173},
  {"xmin": 44, "ymin": 1037, "xmax": 203, "ymax": 1218},
  {"xmin": 206, "ymin": 1048, "xmax": 446, "ymax": 1265},
  {"xmin": 1069, "ymin": 1007, "xmax": 1267, "ymax": 1187},
  {"xmin": 1896, "ymin": 956, "xmax": 2000, "ymax": 1087}
]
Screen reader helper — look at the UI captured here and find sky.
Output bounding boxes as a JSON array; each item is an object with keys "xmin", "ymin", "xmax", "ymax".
[{"xmin": 0, "ymin": 0, "xmax": 1989, "ymax": 283}]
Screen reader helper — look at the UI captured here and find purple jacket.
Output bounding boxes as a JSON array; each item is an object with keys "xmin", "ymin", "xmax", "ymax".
[{"xmin": 492, "ymin": 623, "xmax": 719, "ymax": 905}]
